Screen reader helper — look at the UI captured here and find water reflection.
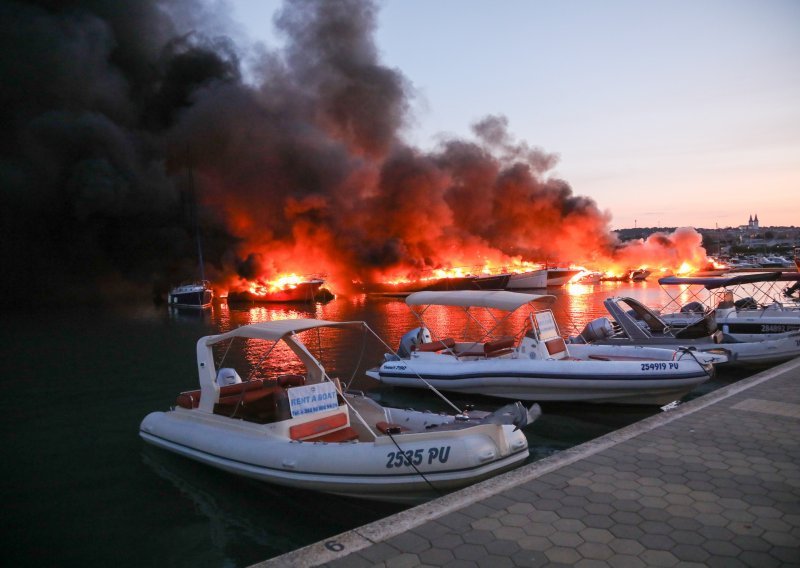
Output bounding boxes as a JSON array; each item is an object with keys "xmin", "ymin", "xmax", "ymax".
[{"xmin": 190, "ymin": 281, "xmax": 698, "ymax": 396}]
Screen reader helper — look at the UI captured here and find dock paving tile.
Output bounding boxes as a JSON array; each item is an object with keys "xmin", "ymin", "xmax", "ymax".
[
  {"xmin": 460, "ymin": 529, "xmax": 494, "ymax": 546},
  {"xmin": 578, "ymin": 527, "xmax": 614, "ymax": 544},
  {"xmin": 581, "ymin": 514, "xmax": 615, "ymax": 529},
  {"xmin": 484, "ymin": 538, "xmax": 519, "ymax": 556},
  {"xmin": 608, "ymin": 538, "xmax": 645, "ymax": 555},
  {"xmin": 357, "ymin": 542, "xmax": 402, "ymax": 564},
  {"xmin": 670, "ymin": 529, "xmax": 706, "ymax": 547},
  {"xmin": 381, "ymin": 552, "xmax": 420, "ymax": 568},
  {"xmin": 469, "ymin": 517, "xmax": 500, "ymax": 531},
  {"xmin": 492, "ymin": 525, "xmax": 526, "ymax": 541},
  {"xmin": 639, "ymin": 549, "xmax": 679, "ymax": 567},
  {"xmin": 705, "ymin": 557, "xmax": 748, "ymax": 568},
  {"xmin": 521, "ymin": 522, "xmax": 555, "ymax": 538},
  {"xmin": 385, "ymin": 530, "xmax": 431, "ymax": 554},
  {"xmin": 610, "ymin": 510, "xmax": 643, "ymax": 525},
  {"xmin": 497, "ymin": 513, "xmax": 528, "ymax": 527},
  {"xmin": 607, "ymin": 553, "xmax": 647, "ymax": 568},
  {"xmin": 509, "ymin": 549, "xmax": 549, "ymax": 568},
  {"xmin": 576, "ymin": 541, "xmax": 614, "ymax": 560},
  {"xmin": 544, "ymin": 545, "xmax": 582, "ymax": 564},
  {"xmin": 770, "ymin": 545, "xmax": 800, "ymax": 564},
  {"xmin": 700, "ymin": 539, "xmax": 741, "ymax": 556},
  {"xmin": 608, "ymin": 523, "xmax": 644, "ymax": 540},
  {"xmin": 427, "ymin": 532, "xmax": 463, "ymax": 550},
  {"xmin": 552, "ymin": 517, "xmax": 585, "ymax": 532},
  {"xmin": 516, "ymin": 535, "xmax": 551, "ymax": 551},
  {"xmin": 638, "ymin": 533, "xmax": 676, "ymax": 550},
  {"xmin": 547, "ymin": 531, "xmax": 584, "ymax": 548},
  {"xmin": 452, "ymin": 542, "xmax": 489, "ymax": 562},
  {"xmin": 476, "ymin": 554, "xmax": 513, "ymax": 568},
  {"xmin": 436, "ymin": 511, "xmax": 473, "ymax": 531},
  {"xmin": 671, "ymin": 543, "xmax": 711, "ymax": 563},
  {"xmin": 326, "ymin": 554, "xmax": 373, "ymax": 568},
  {"xmin": 418, "ymin": 547, "xmax": 454, "ymax": 565}
]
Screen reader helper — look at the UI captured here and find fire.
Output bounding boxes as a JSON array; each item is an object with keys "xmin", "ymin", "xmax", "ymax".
[
  {"xmin": 247, "ymin": 273, "xmax": 308, "ymax": 296},
  {"xmin": 676, "ymin": 262, "xmax": 695, "ymax": 275}
]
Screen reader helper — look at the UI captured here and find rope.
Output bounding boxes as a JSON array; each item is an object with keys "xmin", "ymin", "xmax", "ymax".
[
  {"xmin": 345, "ymin": 324, "xmax": 368, "ymax": 390},
  {"xmin": 385, "ymin": 429, "xmax": 443, "ymax": 498}
]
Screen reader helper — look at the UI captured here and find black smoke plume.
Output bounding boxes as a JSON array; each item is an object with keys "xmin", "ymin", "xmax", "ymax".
[{"xmin": 0, "ymin": 0, "xmax": 614, "ymax": 307}]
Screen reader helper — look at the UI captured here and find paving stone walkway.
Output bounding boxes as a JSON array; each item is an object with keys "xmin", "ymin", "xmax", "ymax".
[{"xmin": 257, "ymin": 357, "xmax": 800, "ymax": 567}]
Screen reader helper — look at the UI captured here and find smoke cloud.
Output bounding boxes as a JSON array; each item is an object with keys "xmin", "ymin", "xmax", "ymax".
[{"xmin": 1, "ymin": 0, "xmax": 695, "ymax": 306}]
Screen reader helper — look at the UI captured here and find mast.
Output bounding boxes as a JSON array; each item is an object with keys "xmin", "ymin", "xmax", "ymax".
[{"xmin": 187, "ymin": 152, "xmax": 206, "ymax": 282}]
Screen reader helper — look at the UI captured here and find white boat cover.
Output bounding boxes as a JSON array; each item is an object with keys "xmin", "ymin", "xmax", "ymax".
[
  {"xmin": 406, "ymin": 290, "xmax": 555, "ymax": 311},
  {"xmin": 202, "ymin": 319, "xmax": 365, "ymax": 344}
]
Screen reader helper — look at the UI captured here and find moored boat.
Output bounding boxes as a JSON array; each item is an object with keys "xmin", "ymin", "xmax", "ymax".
[
  {"xmin": 367, "ymin": 291, "xmax": 724, "ymax": 405},
  {"xmin": 227, "ymin": 278, "xmax": 329, "ymax": 303},
  {"xmin": 168, "ymin": 280, "xmax": 213, "ymax": 309},
  {"xmin": 545, "ymin": 268, "xmax": 582, "ymax": 286},
  {"xmin": 506, "ymin": 269, "xmax": 548, "ymax": 289},
  {"xmin": 139, "ymin": 319, "xmax": 538, "ymax": 503},
  {"xmin": 573, "ymin": 295, "xmax": 800, "ymax": 367},
  {"xmin": 656, "ymin": 272, "xmax": 800, "ymax": 342}
]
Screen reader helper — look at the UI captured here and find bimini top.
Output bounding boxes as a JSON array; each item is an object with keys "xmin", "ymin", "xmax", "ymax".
[
  {"xmin": 406, "ymin": 290, "xmax": 556, "ymax": 311},
  {"xmin": 201, "ymin": 319, "xmax": 366, "ymax": 344},
  {"xmin": 658, "ymin": 272, "xmax": 781, "ymax": 290}
]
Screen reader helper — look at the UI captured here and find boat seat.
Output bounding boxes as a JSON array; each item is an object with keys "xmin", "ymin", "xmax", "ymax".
[
  {"xmin": 290, "ymin": 412, "xmax": 353, "ymax": 442},
  {"xmin": 456, "ymin": 336, "xmax": 516, "ymax": 358},
  {"xmin": 213, "ymin": 386, "xmax": 286, "ymax": 422},
  {"xmin": 544, "ymin": 337, "xmax": 570, "ymax": 360},
  {"xmin": 303, "ymin": 426, "xmax": 359, "ymax": 443},
  {"xmin": 176, "ymin": 379, "xmax": 268, "ymax": 409},
  {"xmin": 277, "ymin": 374, "xmax": 305, "ymax": 388},
  {"xmin": 485, "ymin": 336, "xmax": 516, "ymax": 358},
  {"xmin": 376, "ymin": 421, "xmax": 411, "ymax": 435},
  {"xmin": 415, "ymin": 337, "xmax": 456, "ymax": 352}
]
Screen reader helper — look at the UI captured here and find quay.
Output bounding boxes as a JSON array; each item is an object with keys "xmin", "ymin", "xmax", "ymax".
[{"xmin": 257, "ymin": 357, "xmax": 800, "ymax": 567}]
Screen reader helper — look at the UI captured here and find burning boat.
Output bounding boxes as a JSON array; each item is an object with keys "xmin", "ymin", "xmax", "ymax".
[{"xmin": 227, "ymin": 276, "xmax": 331, "ymax": 303}]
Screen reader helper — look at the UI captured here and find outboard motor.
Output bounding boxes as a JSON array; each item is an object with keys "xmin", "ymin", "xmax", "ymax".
[
  {"xmin": 216, "ymin": 368, "xmax": 242, "ymax": 386},
  {"xmin": 681, "ymin": 301, "xmax": 705, "ymax": 313},
  {"xmin": 578, "ymin": 317, "xmax": 614, "ymax": 343},
  {"xmin": 397, "ymin": 326, "xmax": 432, "ymax": 358}
]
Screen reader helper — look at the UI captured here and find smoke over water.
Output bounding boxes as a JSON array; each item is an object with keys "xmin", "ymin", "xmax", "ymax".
[{"xmin": 0, "ymin": 0, "xmax": 708, "ymax": 306}]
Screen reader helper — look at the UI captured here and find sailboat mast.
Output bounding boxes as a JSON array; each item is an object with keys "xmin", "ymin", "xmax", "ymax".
[{"xmin": 188, "ymin": 164, "xmax": 206, "ymax": 282}]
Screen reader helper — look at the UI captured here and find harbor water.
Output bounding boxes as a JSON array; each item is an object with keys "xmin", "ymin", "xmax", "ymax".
[{"xmin": 0, "ymin": 281, "xmax": 752, "ymax": 567}]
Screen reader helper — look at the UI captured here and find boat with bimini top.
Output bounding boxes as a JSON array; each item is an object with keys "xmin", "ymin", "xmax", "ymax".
[
  {"xmin": 367, "ymin": 291, "xmax": 725, "ymax": 406},
  {"xmin": 656, "ymin": 272, "xmax": 800, "ymax": 342},
  {"xmin": 139, "ymin": 319, "xmax": 539, "ymax": 503},
  {"xmin": 572, "ymin": 295, "xmax": 800, "ymax": 367}
]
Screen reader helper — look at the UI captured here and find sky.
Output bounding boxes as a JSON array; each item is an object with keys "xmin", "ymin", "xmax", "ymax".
[{"xmin": 227, "ymin": 0, "xmax": 800, "ymax": 229}]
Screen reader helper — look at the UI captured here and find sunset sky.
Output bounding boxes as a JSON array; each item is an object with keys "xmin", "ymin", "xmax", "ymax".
[{"xmin": 228, "ymin": 0, "xmax": 800, "ymax": 229}]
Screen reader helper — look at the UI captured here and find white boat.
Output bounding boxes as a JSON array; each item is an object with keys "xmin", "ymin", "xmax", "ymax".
[
  {"xmin": 575, "ymin": 271, "xmax": 602, "ymax": 284},
  {"xmin": 656, "ymin": 272, "xmax": 800, "ymax": 342},
  {"xmin": 572, "ymin": 295, "xmax": 800, "ymax": 367},
  {"xmin": 139, "ymin": 319, "xmax": 539, "ymax": 504},
  {"xmin": 545, "ymin": 268, "xmax": 582, "ymax": 286},
  {"xmin": 367, "ymin": 291, "xmax": 725, "ymax": 406},
  {"xmin": 168, "ymin": 280, "xmax": 213, "ymax": 309},
  {"xmin": 506, "ymin": 269, "xmax": 548, "ymax": 289}
]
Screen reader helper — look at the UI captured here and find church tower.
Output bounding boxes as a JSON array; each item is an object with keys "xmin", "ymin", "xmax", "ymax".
[{"xmin": 754, "ymin": 214, "xmax": 759, "ymax": 229}]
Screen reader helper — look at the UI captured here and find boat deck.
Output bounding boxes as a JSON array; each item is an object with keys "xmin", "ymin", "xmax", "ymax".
[{"xmin": 255, "ymin": 355, "xmax": 800, "ymax": 567}]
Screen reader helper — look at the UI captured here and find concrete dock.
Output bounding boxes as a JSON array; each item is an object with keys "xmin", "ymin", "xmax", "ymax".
[{"xmin": 257, "ymin": 357, "xmax": 800, "ymax": 567}]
